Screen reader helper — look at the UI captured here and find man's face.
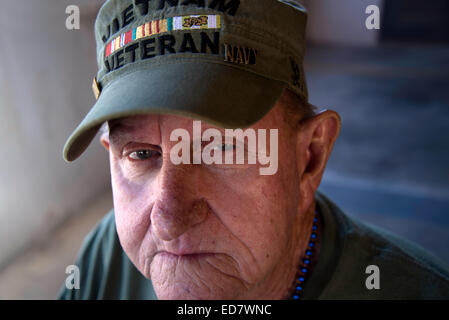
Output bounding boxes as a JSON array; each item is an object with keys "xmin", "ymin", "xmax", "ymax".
[{"xmin": 107, "ymin": 100, "xmax": 307, "ymax": 299}]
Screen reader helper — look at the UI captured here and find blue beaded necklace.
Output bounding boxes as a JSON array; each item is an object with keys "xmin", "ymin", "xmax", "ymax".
[{"xmin": 290, "ymin": 209, "xmax": 319, "ymax": 300}]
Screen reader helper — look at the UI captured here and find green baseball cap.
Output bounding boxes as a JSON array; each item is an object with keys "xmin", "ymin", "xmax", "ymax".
[{"xmin": 63, "ymin": 0, "xmax": 308, "ymax": 162}]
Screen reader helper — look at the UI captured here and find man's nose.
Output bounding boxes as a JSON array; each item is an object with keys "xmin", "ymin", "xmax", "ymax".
[{"xmin": 151, "ymin": 163, "xmax": 209, "ymax": 241}]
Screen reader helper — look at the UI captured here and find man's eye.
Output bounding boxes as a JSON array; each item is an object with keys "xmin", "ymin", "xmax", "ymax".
[{"xmin": 128, "ymin": 150, "xmax": 159, "ymax": 160}]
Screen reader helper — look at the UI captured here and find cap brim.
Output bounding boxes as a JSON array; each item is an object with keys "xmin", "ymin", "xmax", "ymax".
[{"xmin": 63, "ymin": 62, "xmax": 285, "ymax": 162}]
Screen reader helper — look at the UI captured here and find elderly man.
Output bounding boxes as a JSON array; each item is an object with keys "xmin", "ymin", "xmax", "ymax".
[{"xmin": 59, "ymin": 0, "xmax": 449, "ymax": 299}]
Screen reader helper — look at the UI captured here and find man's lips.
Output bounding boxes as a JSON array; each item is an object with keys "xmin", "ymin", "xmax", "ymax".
[{"xmin": 156, "ymin": 251, "xmax": 216, "ymax": 259}]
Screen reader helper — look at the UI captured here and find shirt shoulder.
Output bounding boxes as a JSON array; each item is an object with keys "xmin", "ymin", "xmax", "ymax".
[
  {"xmin": 317, "ymin": 193, "xmax": 449, "ymax": 299},
  {"xmin": 57, "ymin": 210, "xmax": 157, "ymax": 300}
]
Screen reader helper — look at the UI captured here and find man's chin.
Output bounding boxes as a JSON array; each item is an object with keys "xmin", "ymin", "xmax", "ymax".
[
  {"xmin": 151, "ymin": 277, "xmax": 237, "ymax": 300},
  {"xmin": 153, "ymin": 288, "xmax": 219, "ymax": 300},
  {"xmin": 148, "ymin": 254, "xmax": 246, "ymax": 300}
]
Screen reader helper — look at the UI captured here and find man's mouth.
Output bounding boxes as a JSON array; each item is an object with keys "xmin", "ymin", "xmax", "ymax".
[{"xmin": 157, "ymin": 251, "xmax": 216, "ymax": 259}]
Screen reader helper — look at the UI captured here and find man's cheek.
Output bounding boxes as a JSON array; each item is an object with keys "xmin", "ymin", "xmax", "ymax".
[
  {"xmin": 113, "ymin": 187, "xmax": 156, "ymax": 256},
  {"xmin": 115, "ymin": 198, "xmax": 153, "ymax": 240},
  {"xmin": 115, "ymin": 205, "xmax": 158, "ymax": 279}
]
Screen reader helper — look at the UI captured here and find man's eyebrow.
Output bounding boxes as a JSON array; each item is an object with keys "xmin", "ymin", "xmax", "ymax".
[
  {"xmin": 107, "ymin": 121, "xmax": 141, "ymax": 147},
  {"xmin": 108, "ymin": 119, "xmax": 162, "ymax": 147},
  {"xmin": 108, "ymin": 119, "xmax": 150, "ymax": 138},
  {"xmin": 108, "ymin": 120, "xmax": 134, "ymax": 133}
]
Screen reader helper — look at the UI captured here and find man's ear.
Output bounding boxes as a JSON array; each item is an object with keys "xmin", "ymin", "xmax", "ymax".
[
  {"xmin": 100, "ymin": 129, "xmax": 110, "ymax": 151},
  {"xmin": 296, "ymin": 109, "xmax": 341, "ymax": 211}
]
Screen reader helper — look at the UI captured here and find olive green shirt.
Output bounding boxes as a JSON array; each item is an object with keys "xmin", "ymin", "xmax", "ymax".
[{"xmin": 58, "ymin": 192, "xmax": 449, "ymax": 299}]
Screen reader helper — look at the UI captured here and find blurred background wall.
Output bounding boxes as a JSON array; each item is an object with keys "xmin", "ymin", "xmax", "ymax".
[
  {"xmin": 0, "ymin": 0, "xmax": 448, "ymax": 299},
  {"xmin": 304, "ymin": 0, "xmax": 384, "ymax": 46},
  {"xmin": 302, "ymin": 0, "xmax": 449, "ymax": 267},
  {"xmin": 0, "ymin": 0, "xmax": 109, "ymax": 278}
]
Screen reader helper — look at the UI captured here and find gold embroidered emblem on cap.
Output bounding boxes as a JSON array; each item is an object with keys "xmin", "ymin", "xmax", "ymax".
[
  {"xmin": 92, "ymin": 76, "xmax": 101, "ymax": 100},
  {"xmin": 182, "ymin": 15, "xmax": 209, "ymax": 28},
  {"xmin": 224, "ymin": 43, "xmax": 258, "ymax": 65}
]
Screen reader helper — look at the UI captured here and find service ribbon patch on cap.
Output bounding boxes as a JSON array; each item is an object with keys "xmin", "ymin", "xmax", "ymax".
[{"xmin": 105, "ymin": 15, "xmax": 221, "ymax": 57}]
